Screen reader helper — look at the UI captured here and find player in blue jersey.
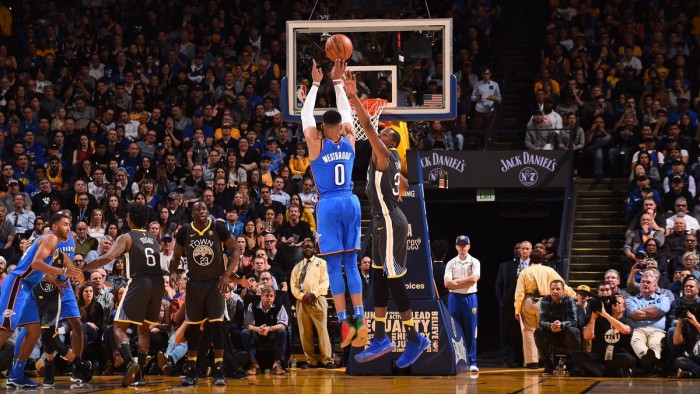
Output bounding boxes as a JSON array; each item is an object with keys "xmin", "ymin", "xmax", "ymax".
[
  {"xmin": 0, "ymin": 213, "xmax": 82, "ymax": 388},
  {"xmin": 13, "ymin": 210, "xmax": 92, "ymax": 386},
  {"xmin": 301, "ymin": 59, "xmax": 366, "ymax": 348}
]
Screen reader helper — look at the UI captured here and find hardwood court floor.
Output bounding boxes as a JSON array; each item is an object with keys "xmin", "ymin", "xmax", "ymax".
[{"xmin": 13, "ymin": 368, "xmax": 700, "ymax": 393}]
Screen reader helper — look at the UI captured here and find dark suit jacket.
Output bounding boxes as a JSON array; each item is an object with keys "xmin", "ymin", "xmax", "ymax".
[{"xmin": 495, "ymin": 258, "xmax": 518, "ymax": 310}]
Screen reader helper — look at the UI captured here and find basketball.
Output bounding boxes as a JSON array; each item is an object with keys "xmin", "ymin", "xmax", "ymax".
[{"xmin": 325, "ymin": 34, "xmax": 353, "ymax": 61}]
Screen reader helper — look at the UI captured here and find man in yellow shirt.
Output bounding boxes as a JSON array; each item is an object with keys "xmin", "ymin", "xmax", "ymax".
[
  {"xmin": 514, "ymin": 245, "xmax": 575, "ymax": 368},
  {"xmin": 290, "ymin": 240, "xmax": 334, "ymax": 369}
]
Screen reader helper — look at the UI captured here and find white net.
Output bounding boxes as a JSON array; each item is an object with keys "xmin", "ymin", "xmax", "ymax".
[{"xmin": 350, "ymin": 98, "xmax": 388, "ymax": 140}]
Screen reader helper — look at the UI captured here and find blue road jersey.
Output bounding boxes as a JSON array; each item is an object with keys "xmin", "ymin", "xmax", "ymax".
[{"xmin": 310, "ymin": 136, "xmax": 355, "ymax": 196}]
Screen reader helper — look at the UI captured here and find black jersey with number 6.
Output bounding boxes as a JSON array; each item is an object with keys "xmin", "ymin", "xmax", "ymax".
[
  {"xmin": 176, "ymin": 219, "xmax": 231, "ymax": 280},
  {"xmin": 126, "ymin": 230, "xmax": 163, "ymax": 278}
]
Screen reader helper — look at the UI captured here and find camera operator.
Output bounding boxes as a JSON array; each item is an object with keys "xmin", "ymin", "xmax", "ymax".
[
  {"xmin": 627, "ymin": 270, "xmax": 671, "ymax": 376},
  {"xmin": 672, "ymin": 277, "xmax": 700, "ymax": 378},
  {"xmin": 667, "ymin": 276, "xmax": 700, "ymax": 361},
  {"xmin": 572, "ymin": 294, "xmax": 635, "ymax": 377},
  {"xmin": 534, "ymin": 280, "xmax": 581, "ymax": 374}
]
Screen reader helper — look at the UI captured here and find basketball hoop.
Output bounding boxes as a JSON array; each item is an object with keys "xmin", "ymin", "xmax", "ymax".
[{"xmin": 349, "ymin": 98, "xmax": 387, "ymax": 140}]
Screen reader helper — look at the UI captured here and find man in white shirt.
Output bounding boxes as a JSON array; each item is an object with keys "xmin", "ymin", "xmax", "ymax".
[
  {"xmin": 470, "ymin": 66, "xmax": 501, "ymax": 131},
  {"xmin": 444, "ymin": 235, "xmax": 481, "ymax": 372}
]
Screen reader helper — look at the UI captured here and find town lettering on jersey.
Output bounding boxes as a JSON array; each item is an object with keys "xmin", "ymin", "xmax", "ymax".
[
  {"xmin": 321, "ymin": 151, "xmax": 352, "ymax": 163},
  {"xmin": 500, "ymin": 152, "xmax": 557, "ymax": 173},
  {"xmin": 140, "ymin": 237, "xmax": 155, "ymax": 245},
  {"xmin": 190, "ymin": 238, "xmax": 214, "ymax": 248},
  {"xmin": 420, "ymin": 152, "xmax": 466, "ymax": 172}
]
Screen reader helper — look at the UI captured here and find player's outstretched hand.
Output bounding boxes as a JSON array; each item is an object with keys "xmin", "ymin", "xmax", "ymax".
[
  {"xmin": 45, "ymin": 275, "xmax": 68, "ymax": 296},
  {"xmin": 311, "ymin": 59, "xmax": 323, "ymax": 84},
  {"xmin": 330, "ymin": 59, "xmax": 346, "ymax": 81},
  {"xmin": 343, "ymin": 71, "xmax": 357, "ymax": 97},
  {"xmin": 67, "ymin": 266, "xmax": 82, "ymax": 279},
  {"xmin": 218, "ymin": 276, "xmax": 232, "ymax": 295}
]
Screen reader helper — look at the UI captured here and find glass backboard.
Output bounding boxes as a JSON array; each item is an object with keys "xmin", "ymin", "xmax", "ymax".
[{"xmin": 282, "ymin": 18, "xmax": 456, "ymax": 122}]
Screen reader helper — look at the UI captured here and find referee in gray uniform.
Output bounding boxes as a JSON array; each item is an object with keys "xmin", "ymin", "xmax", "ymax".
[{"xmin": 343, "ymin": 71, "xmax": 430, "ymax": 368}]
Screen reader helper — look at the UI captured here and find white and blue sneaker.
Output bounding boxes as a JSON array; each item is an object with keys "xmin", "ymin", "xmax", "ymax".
[
  {"xmin": 469, "ymin": 365, "xmax": 479, "ymax": 372},
  {"xmin": 354, "ymin": 336, "xmax": 396, "ymax": 363},
  {"xmin": 395, "ymin": 335, "xmax": 430, "ymax": 368},
  {"xmin": 7, "ymin": 375, "xmax": 40, "ymax": 388}
]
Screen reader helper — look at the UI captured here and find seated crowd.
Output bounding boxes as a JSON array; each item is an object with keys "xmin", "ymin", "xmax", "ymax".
[
  {"xmin": 0, "ymin": 0, "xmax": 504, "ymax": 380},
  {"xmin": 524, "ymin": 0, "xmax": 700, "ymax": 183}
]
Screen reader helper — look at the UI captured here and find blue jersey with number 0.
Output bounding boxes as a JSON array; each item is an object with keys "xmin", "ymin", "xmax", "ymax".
[{"xmin": 310, "ymin": 136, "xmax": 354, "ymax": 196}]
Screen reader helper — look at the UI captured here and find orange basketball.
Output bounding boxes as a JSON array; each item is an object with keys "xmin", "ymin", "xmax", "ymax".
[{"xmin": 325, "ymin": 34, "xmax": 353, "ymax": 61}]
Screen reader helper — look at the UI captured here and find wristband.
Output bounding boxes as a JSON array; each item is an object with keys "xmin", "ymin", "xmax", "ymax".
[
  {"xmin": 62, "ymin": 266, "xmax": 68, "ymax": 276},
  {"xmin": 312, "ymin": 82, "xmax": 320, "ymax": 87},
  {"xmin": 333, "ymin": 79, "xmax": 343, "ymax": 83}
]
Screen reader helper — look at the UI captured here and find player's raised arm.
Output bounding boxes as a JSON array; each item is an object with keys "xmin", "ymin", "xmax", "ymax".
[
  {"xmin": 332, "ymin": 60, "xmax": 356, "ymax": 145},
  {"xmin": 344, "ymin": 71, "xmax": 390, "ymax": 171},
  {"xmin": 302, "ymin": 59, "xmax": 323, "ymax": 158},
  {"xmin": 82, "ymin": 233, "xmax": 130, "ymax": 271}
]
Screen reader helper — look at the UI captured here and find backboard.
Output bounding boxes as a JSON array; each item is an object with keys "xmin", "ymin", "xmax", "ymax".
[{"xmin": 281, "ymin": 18, "xmax": 456, "ymax": 123}]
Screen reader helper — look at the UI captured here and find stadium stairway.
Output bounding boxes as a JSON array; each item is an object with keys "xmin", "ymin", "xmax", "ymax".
[
  {"xmin": 488, "ymin": 0, "xmax": 548, "ymax": 150},
  {"xmin": 568, "ymin": 178, "xmax": 629, "ymax": 287}
]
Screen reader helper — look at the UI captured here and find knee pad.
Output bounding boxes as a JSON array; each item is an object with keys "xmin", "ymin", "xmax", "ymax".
[
  {"xmin": 343, "ymin": 251, "xmax": 362, "ymax": 295},
  {"xmin": 325, "ymin": 253, "xmax": 346, "ymax": 296},
  {"xmin": 388, "ymin": 276, "xmax": 411, "ymax": 313},
  {"xmin": 209, "ymin": 321, "xmax": 224, "ymax": 350}
]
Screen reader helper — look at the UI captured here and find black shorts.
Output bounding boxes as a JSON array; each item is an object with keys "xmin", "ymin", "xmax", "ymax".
[
  {"xmin": 35, "ymin": 289, "xmax": 60, "ymax": 328},
  {"xmin": 371, "ymin": 209, "xmax": 409, "ymax": 278},
  {"xmin": 185, "ymin": 278, "xmax": 225, "ymax": 324},
  {"xmin": 115, "ymin": 276, "xmax": 165, "ymax": 326}
]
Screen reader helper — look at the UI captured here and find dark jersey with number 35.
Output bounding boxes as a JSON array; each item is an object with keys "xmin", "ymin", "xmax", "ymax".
[
  {"xmin": 126, "ymin": 230, "xmax": 163, "ymax": 279},
  {"xmin": 366, "ymin": 148, "xmax": 402, "ymax": 215}
]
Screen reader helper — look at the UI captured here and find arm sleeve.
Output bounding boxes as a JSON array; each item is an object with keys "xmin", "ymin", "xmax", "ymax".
[
  {"xmin": 301, "ymin": 85, "xmax": 319, "ymax": 130},
  {"xmin": 334, "ymin": 83, "xmax": 353, "ymax": 125},
  {"xmin": 215, "ymin": 221, "xmax": 231, "ymax": 242}
]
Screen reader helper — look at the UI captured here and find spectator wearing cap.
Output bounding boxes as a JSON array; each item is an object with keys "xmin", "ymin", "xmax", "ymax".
[
  {"xmin": 662, "ymin": 176, "xmax": 695, "ymax": 216},
  {"xmin": 213, "ymin": 123, "xmax": 240, "ymax": 156},
  {"xmin": 261, "ymin": 137, "xmax": 287, "ymax": 172},
  {"xmin": 652, "ymin": 107, "xmax": 670, "ymax": 136},
  {"xmin": 525, "ymin": 109, "xmax": 557, "ymax": 150},
  {"xmin": 626, "ymin": 176, "xmax": 661, "ymax": 215},
  {"xmin": 669, "ymin": 94, "xmax": 699, "ymax": 128},
  {"xmin": 663, "ymin": 159, "xmax": 695, "ymax": 198},
  {"xmin": 575, "ymin": 285, "xmax": 592, "ymax": 330},
  {"xmin": 183, "ymin": 109, "xmax": 214, "ymax": 146},
  {"xmin": 29, "ymin": 177, "xmax": 57, "ymax": 217},
  {"xmin": 159, "ymin": 234, "xmax": 175, "ymax": 275},
  {"xmin": 444, "ymin": 235, "xmax": 481, "ymax": 371},
  {"xmin": 662, "ymin": 124, "xmax": 690, "ymax": 157},
  {"xmin": 166, "ymin": 192, "xmax": 186, "ymax": 225},
  {"xmin": 1, "ymin": 179, "xmax": 30, "ymax": 213}
]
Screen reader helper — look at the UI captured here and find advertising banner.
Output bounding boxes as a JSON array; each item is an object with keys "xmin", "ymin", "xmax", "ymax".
[
  {"xmin": 346, "ymin": 299, "xmax": 470, "ymax": 375},
  {"xmin": 416, "ymin": 150, "xmax": 569, "ymax": 189}
]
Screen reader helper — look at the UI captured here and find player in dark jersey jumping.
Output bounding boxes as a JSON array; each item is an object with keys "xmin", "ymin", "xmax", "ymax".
[
  {"xmin": 170, "ymin": 201, "xmax": 241, "ymax": 386},
  {"xmin": 301, "ymin": 59, "xmax": 367, "ymax": 348},
  {"xmin": 344, "ymin": 72, "xmax": 431, "ymax": 368},
  {"xmin": 81, "ymin": 203, "xmax": 165, "ymax": 387}
]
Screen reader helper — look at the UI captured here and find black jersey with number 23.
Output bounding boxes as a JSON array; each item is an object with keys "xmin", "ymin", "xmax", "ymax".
[{"xmin": 176, "ymin": 220, "xmax": 231, "ymax": 280}]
